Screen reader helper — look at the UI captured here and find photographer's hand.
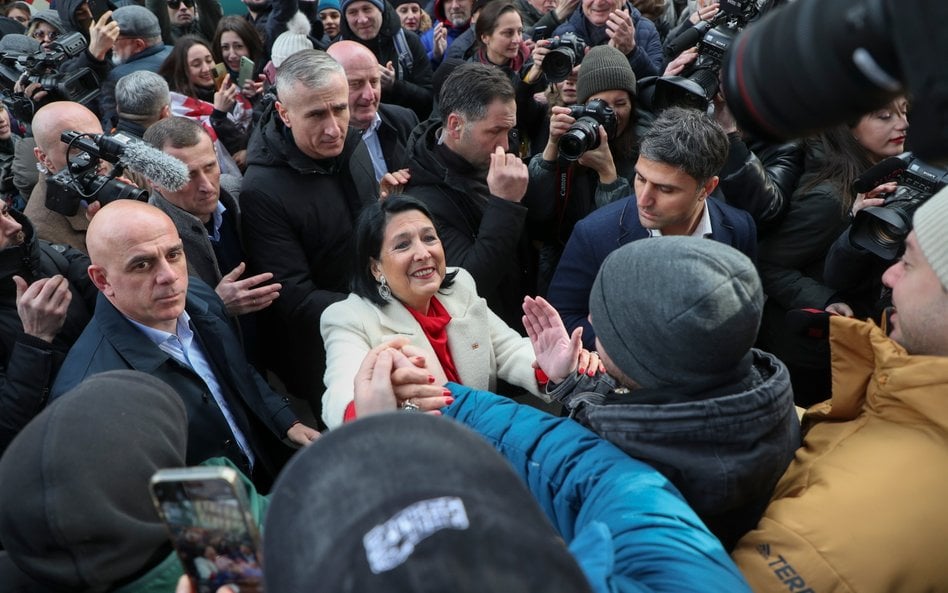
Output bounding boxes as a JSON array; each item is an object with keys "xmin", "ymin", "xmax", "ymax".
[
  {"xmin": 523, "ymin": 39, "xmax": 550, "ymax": 85},
  {"xmin": 606, "ymin": 8, "xmax": 635, "ymax": 55},
  {"xmin": 851, "ymin": 181, "xmax": 896, "ymax": 217},
  {"xmin": 664, "ymin": 46, "xmax": 698, "ymax": 76},
  {"xmin": 690, "ymin": 1, "xmax": 719, "ymax": 24},
  {"xmin": 577, "ymin": 125, "xmax": 617, "ymax": 184},
  {"xmin": 14, "ymin": 77, "xmax": 49, "ymax": 105},
  {"xmin": 88, "ymin": 11, "xmax": 119, "ymax": 61},
  {"xmin": 542, "ymin": 105, "xmax": 576, "ymax": 162}
]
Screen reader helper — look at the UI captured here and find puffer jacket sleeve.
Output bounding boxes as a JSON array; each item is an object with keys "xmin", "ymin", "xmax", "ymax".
[{"xmin": 444, "ymin": 384, "xmax": 753, "ymax": 593}]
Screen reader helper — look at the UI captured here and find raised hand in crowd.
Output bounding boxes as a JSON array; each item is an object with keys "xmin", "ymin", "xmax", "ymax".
[
  {"xmin": 523, "ymin": 39, "xmax": 552, "ymax": 85},
  {"xmin": 379, "ymin": 60, "xmax": 396, "ymax": 91},
  {"xmin": 690, "ymin": 0, "xmax": 719, "ymax": 24},
  {"xmin": 523, "ymin": 295, "xmax": 603, "ymax": 383},
  {"xmin": 380, "ymin": 168, "xmax": 411, "ymax": 199},
  {"xmin": 664, "ymin": 46, "xmax": 698, "ymax": 76},
  {"xmin": 606, "ymin": 7, "xmax": 635, "ymax": 55},
  {"xmin": 214, "ymin": 262, "xmax": 282, "ymax": 316},
  {"xmin": 353, "ymin": 340, "xmax": 452, "ymax": 417},
  {"xmin": 88, "ymin": 11, "xmax": 120, "ymax": 60},
  {"xmin": 13, "ymin": 275, "xmax": 72, "ymax": 344},
  {"xmin": 214, "ymin": 76, "xmax": 240, "ymax": 114},
  {"xmin": 486, "ymin": 145, "xmax": 529, "ymax": 202},
  {"xmin": 432, "ymin": 21, "xmax": 448, "ymax": 61}
]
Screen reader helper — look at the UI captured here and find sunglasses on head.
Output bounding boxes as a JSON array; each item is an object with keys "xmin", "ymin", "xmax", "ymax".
[{"xmin": 167, "ymin": 0, "xmax": 195, "ymax": 8}]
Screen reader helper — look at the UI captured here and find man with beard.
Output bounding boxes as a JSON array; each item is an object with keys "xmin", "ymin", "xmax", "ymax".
[
  {"xmin": 339, "ymin": 0, "xmax": 433, "ymax": 119},
  {"xmin": 143, "ymin": 0, "xmax": 220, "ymax": 44},
  {"xmin": 404, "ymin": 62, "xmax": 533, "ymax": 331},
  {"xmin": 98, "ymin": 5, "xmax": 171, "ymax": 130},
  {"xmin": 0, "ymin": 203, "xmax": 97, "ymax": 456},
  {"xmin": 327, "ymin": 40, "xmax": 418, "ymax": 181},
  {"xmin": 420, "ymin": 0, "xmax": 471, "ymax": 66}
]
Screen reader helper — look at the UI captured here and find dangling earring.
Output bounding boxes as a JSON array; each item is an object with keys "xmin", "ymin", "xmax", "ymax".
[{"xmin": 377, "ymin": 275, "xmax": 392, "ymax": 301}]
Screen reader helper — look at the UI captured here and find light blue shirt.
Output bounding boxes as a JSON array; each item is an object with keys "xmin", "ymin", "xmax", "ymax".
[
  {"xmin": 208, "ymin": 200, "xmax": 226, "ymax": 242},
  {"xmin": 361, "ymin": 112, "xmax": 387, "ymax": 183},
  {"xmin": 128, "ymin": 310, "xmax": 255, "ymax": 467}
]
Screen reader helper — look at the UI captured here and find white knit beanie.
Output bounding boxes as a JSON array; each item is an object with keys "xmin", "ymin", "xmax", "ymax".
[
  {"xmin": 912, "ymin": 185, "xmax": 948, "ymax": 289},
  {"xmin": 271, "ymin": 12, "xmax": 313, "ymax": 68}
]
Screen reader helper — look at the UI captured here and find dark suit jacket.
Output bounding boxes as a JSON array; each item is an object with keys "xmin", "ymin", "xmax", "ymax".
[
  {"xmin": 377, "ymin": 103, "xmax": 418, "ymax": 172},
  {"xmin": 50, "ymin": 278, "xmax": 298, "ymax": 483},
  {"xmin": 548, "ymin": 195, "xmax": 758, "ymax": 349}
]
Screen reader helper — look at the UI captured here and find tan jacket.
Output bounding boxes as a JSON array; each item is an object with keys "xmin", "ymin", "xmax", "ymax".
[
  {"xmin": 319, "ymin": 268, "xmax": 541, "ymax": 429},
  {"xmin": 24, "ymin": 176, "xmax": 89, "ymax": 254},
  {"xmin": 733, "ymin": 316, "xmax": 948, "ymax": 593}
]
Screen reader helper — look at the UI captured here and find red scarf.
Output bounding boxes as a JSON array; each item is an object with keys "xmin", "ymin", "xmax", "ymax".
[{"xmin": 407, "ymin": 297, "xmax": 461, "ymax": 384}]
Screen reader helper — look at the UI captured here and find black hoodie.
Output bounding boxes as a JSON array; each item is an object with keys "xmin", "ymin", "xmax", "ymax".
[{"xmin": 339, "ymin": 0, "xmax": 433, "ymax": 119}]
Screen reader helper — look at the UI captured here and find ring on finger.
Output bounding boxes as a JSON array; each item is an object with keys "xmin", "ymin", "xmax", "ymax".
[{"xmin": 400, "ymin": 399, "xmax": 420, "ymax": 412}]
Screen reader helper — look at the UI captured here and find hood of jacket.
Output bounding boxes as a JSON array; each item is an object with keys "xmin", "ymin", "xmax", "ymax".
[
  {"xmin": 576, "ymin": 349, "xmax": 799, "ymax": 517},
  {"xmin": 806, "ymin": 315, "xmax": 948, "ymax": 433},
  {"xmin": 340, "ymin": 0, "xmax": 403, "ymax": 46},
  {"xmin": 563, "ymin": 1, "xmax": 644, "ymax": 47},
  {"xmin": 247, "ymin": 98, "xmax": 365, "ymax": 175},
  {"xmin": 0, "ymin": 370, "xmax": 188, "ymax": 592},
  {"xmin": 0, "ymin": 209, "xmax": 42, "ymax": 296},
  {"xmin": 56, "ymin": 0, "xmax": 112, "ymax": 34}
]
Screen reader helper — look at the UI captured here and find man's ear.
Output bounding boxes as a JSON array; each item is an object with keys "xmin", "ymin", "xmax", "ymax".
[
  {"xmin": 87, "ymin": 264, "xmax": 112, "ymax": 295},
  {"xmin": 34, "ymin": 146, "xmax": 53, "ymax": 173},
  {"xmin": 275, "ymin": 100, "xmax": 291, "ymax": 127},
  {"xmin": 445, "ymin": 113, "xmax": 462, "ymax": 140},
  {"xmin": 700, "ymin": 176, "xmax": 719, "ymax": 200},
  {"xmin": 159, "ymin": 104, "xmax": 172, "ymax": 120}
]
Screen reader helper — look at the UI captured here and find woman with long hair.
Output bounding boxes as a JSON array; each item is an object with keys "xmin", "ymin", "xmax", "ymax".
[
  {"xmin": 756, "ymin": 97, "xmax": 909, "ymax": 405},
  {"xmin": 211, "ymin": 16, "xmax": 266, "ymax": 101},
  {"xmin": 159, "ymin": 35, "xmax": 253, "ymax": 173}
]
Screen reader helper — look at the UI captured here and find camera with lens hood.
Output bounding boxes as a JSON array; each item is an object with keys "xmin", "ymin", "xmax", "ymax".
[
  {"xmin": 558, "ymin": 98, "xmax": 617, "ymax": 161},
  {"xmin": 542, "ymin": 32, "xmax": 586, "ymax": 84}
]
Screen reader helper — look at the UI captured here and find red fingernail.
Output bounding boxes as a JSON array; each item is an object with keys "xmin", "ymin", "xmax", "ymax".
[
  {"xmin": 442, "ymin": 388, "xmax": 452, "ymax": 397},
  {"xmin": 578, "ymin": 367, "xmax": 586, "ymax": 375},
  {"xmin": 444, "ymin": 396, "xmax": 455, "ymax": 405},
  {"xmin": 428, "ymin": 375, "xmax": 436, "ymax": 384},
  {"xmin": 587, "ymin": 369, "xmax": 595, "ymax": 377}
]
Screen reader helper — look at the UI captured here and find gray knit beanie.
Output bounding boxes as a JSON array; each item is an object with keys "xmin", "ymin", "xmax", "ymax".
[
  {"xmin": 589, "ymin": 236, "xmax": 763, "ymax": 395},
  {"xmin": 576, "ymin": 45, "xmax": 637, "ymax": 105},
  {"xmin": 912, "ymin": 185, "xmax": 948, "ymax": 289}
]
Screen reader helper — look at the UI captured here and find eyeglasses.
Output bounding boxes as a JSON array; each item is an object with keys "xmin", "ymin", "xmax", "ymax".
[
  {"xmin": 166, "ymin": 0, "xmax": 195, "ymax": 8},
  {"xmin": 31, "ymin": 30, "xmax": 59, "ymax": 41}
]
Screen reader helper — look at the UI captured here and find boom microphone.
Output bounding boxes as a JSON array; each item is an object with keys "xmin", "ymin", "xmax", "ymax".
[
  {"xmin": 119, "ymin": 138, "xmax": 190, "ymax": 191},
  {"xmin": 851, "ymin": 154, "xmax": 908, "ymax": 194}
]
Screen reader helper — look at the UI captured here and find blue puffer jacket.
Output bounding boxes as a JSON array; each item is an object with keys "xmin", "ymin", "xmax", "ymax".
[
  {"xmin": 444, "ymin": 384, "xmax": 752, "ymax": 593},
  {"xmin": 552, "ymin": 3, "xmax": 664, "ymax": 78}
]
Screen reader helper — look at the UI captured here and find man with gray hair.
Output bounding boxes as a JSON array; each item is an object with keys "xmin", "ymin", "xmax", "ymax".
[
  {"xmin": 547, "ymin": 106, "xmax": 757, "ymax": 348},
  {"xmin": 114, "ymin": 70, "xmax": 171, "ymax": 137},
  {"xmin": 98, "ymin": 5, "xmax": 171, "ymax": 130},
  {"xmin": 240, "ymin": 49, "xmax": 379, "ymax": 420}
]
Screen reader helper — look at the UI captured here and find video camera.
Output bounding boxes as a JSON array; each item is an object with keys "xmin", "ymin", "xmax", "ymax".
[
  {"xmin": 850, "ymin": 153, "xmax": 948, "ymax": 259},
  {"xmin": 646, "ymin": 0, "xmax": 760, "ymax": 112},
  {"xmin": 0, "ymin": 32, "xmax": 100, "ymax": 123},
  {"xmin": 558, "ymin": 98, "xmax": 617, "ymax": 161},
  {"xmin": 46, "ymin": 131, "xmax": 150, "ymax": 217},
  {"xmin": 542, "ymin": 32, "xmax": 586, "ymax": 84}
]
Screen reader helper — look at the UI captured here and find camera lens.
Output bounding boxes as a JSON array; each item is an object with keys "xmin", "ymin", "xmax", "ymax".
[{"xmin": 543, "ymin": 49, "xmax": 575, "ymax": 84}]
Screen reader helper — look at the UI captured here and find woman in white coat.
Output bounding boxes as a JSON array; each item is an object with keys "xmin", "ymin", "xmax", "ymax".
[{"xmin": 320, "ymin": 195, "xmax": 595, "ymax": 428}]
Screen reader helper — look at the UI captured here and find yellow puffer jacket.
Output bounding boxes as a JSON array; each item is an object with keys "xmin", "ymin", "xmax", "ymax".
[{"xmin": 732, "ymin": 316, "xmax": 948, "ymax": 593}]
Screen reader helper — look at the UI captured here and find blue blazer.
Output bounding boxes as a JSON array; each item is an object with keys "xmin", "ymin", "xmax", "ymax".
[
  {"xmin": 50, "ymin": 278, "xmax": 298, "ymax": 481},
  {"xmin": 444, "ymin": 384, "xmax": 752, "ymax": 593},
  {"xmin": 548, "ymin": 195, "xmax": 757, "ymax": 349}
]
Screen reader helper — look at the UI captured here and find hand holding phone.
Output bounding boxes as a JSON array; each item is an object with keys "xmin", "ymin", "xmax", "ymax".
[
  {"xmin": 236, "ymin": 56, "xmax": 255, "ymax": 89},
  {"xmin": 151, "ymin": 467, "xmax": 263, "ymax": 593}
]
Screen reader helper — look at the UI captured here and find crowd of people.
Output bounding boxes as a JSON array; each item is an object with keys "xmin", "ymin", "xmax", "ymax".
[{"xmin": 0, "ymin": 0, "xmax": 945, "ymax": 591}]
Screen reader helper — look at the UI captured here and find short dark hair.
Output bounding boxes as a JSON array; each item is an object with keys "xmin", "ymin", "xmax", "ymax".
[
  {"xmin": 438, "ymin": 62, "xmax": 515, "ymax": 124},
  {"xmin": 637, "ymin": 107, "xmax": 728, "ymax": 184},
  {"xmin": 350, "ymin": 195, "xmax": 458, "ymax": 307},
  {"xmin": 143, "ymin": 116, "xmax": 211, "ymax": 151}
]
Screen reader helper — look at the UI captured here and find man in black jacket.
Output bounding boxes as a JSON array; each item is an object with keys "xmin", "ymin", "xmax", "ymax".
[
  {"xmin": 0, "ymin": 206, "xmax": 97, "ymax": 456},
  {"xmin": 240, "ymin": 49, "xmax": 379, "ymax": 420},
  {"xmin": 327, "ymin": 40, "xmax": 419, "ymax": 181},
  {"xmin": 339, "ymin": 0, "xmax": 433, "ymax": 119},
  {"xmin": 404, "ymin": 62, "xmax": 533, "ymax": 331}
]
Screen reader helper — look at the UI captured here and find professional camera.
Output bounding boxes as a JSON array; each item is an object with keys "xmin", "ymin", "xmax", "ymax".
[
  {"xmin": 649, "ymin": 0, "xmax": 760, "ymax": 112},
  {"xmin": 850, "ymin": 153, "xmax": 948, "ymax": 259},
  {"xmin": 542, "ymin": 33, "xmax": 586, "ymax": 84},
  {"xmin": 722, "ymin": 0, "xmax": 948, "ymax": 164},
  {"xmin": 558, "ymin": 98, "xmax": 617, "ymax": 161},
  {"xmin": 0, "ymin": 32, "xmax": 100, "ymax": 123},
  {"xmin": 46, "ymin": 131, "xmax": 150, "ymax": 217}
]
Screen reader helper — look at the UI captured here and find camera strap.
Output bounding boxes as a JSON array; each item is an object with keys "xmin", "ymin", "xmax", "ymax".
[{"xmin": 554, "ymin": 162, "xmax": 573, "ymax": 244}]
